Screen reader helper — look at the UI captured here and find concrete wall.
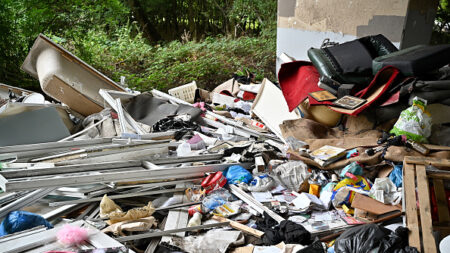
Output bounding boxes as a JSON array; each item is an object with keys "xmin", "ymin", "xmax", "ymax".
[{"xmin": 276, "ymin": 0, "xmax": 438, "ymax": 71}]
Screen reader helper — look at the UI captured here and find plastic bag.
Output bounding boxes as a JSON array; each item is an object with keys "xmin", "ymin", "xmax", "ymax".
[
  {"xmin": 0, "ymin": 211, "xmax": 53, "ymax": 236},
  {"xmin": 369, "ymin": 177, "xmax": 402, "ymax": 205},
  {"xmin": 339, "ymin": 162, "xmax": 363, "ymax": 178},
  {"xmin": 272, "ymin": 161, "xmax": 311, "ymax": 191},
  {"xmin": 202, "ymin": 188, "xmax": 232, "ymax": 212},
  {"xmin": 389, "ymin": 164, "xmax": 403, "ymax": 188},
  {"xmin": 246, "ymin": 174, "xmax": 275, "ymax": 192},
  {"xmin": 224, "ymin": 165, "xmax": 252, "ymax": 185},
  {"xmin": 331, "ymin": 176, "xmax": 371, "ymax": 208},
  {"xmin": 378, "ymin": 227, "xmax": 419, "ymax": 253},
  {"xmin": 390, "ymin": 96, "xmax": 431, "ymax": 143},
  {"xmin": 334, "ymin": 224, "xmax": 389, "ymax": 253}
]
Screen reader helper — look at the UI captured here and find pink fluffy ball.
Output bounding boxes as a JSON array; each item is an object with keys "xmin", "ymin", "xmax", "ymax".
[{"xmin": 56, "ymin": 224, "xmax": 88, "ymax": 245}]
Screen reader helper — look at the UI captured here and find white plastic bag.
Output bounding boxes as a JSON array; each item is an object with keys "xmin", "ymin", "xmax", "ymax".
[{"xmin": 391, "ymin": 96, "xmax": 431, "ymax": 143}]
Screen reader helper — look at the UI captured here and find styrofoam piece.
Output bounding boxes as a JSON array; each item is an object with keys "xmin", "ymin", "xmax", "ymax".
[
  {"xmin": 168, "ymin": 81, "xmax": 197, "ymax": 103},
  {"xmin": 239, "ymin": 84, "xmax": 261, "ymax": 94},
  {"xmin": 251, "ymin": 78, "xmax": 300, "ymax": 143},
  {"xmin": 21, "ymin": 34, "xmax": 125, "ymax": 116}
]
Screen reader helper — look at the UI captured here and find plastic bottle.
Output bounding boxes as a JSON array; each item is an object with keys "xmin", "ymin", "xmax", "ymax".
[{"xmin": 187, "ymin": 212, "xmax": 202, "ymax": 227}]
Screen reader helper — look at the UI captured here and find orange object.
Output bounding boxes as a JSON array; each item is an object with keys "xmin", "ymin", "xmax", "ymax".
[{"xmin": 309, "ymin": 184, "xmax": 320, "ymax": 197}]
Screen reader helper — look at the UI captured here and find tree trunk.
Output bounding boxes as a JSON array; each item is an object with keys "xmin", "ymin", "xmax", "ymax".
[{"xmin": 127, "ymin": 0, "xmax": 162, "ymax": 42}]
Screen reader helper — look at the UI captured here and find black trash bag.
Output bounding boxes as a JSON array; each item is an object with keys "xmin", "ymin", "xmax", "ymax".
[
  {"xmin": 260, "ymin": 219, "xmax": 312, "ymax": 246},
  {"xmin": 256, "ymin": 212, "xmax": 278, "ymax": 231},
  {"xmin": 262, "ymin": 228, "xmax": 285, "ymax": 246},
  {"xmin": 279, "ymin": 220, "xmax": 312, "ymax": 245},
  {"xmin": 155, "ymin": 242, "xmax": 187, "ymax": 253},
  {"xmin": 335, "ymin": 224, "xmax": 390, "ymax": 253},
  {"xmin": 296, "ymin": 240, "xmax": 326, "ymax": 253},
  {"xmin": 152, "ymin": 115, "xmax": 200, "ymax": 140},
  {"xmin": 378, "ymin": 227, "xmax": 419, "ymax": 253}
]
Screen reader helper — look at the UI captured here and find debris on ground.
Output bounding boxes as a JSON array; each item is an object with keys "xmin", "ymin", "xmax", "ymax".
[{"xmin": 0, "ymin": 33, "xmax": 449, "ymax": 253}]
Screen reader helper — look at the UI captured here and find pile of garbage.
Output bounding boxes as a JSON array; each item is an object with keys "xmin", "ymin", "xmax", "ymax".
[{"xmin": 0, "ymin": 33, "xmax": 449, "ymax": 253}]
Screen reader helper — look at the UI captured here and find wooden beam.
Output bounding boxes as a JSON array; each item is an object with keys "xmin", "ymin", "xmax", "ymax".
[
  {"xmin": 404, "ymin": 156, "xmax": 450, "ymax": 167},
  {"xmin": 403, "ymin": 161, "xmax": 421, "ymax": 250},
  {"xmin": 416, "ymin": 164, "xmax": 438, "ymax": 253},
  {"xmin": 212, "ymin": 215, "xmax": 264, "ymax": 238}
]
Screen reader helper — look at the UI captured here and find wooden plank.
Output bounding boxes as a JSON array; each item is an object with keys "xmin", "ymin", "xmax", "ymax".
[
  {"xmin": 433, "ymin": 179, "xmax": 450, "ymax": 223},
  {"xmin": 211, "ymin": 215, "xmax": 264, "ymax": 238},
  {"xmin": 424, "ymin": 144, "xmax": 450, "ymax": 151},
  {"xmin": 416, "ymin": 164, "xmax": 438, "ymax": 253},
  {"xmin": 427, "ymin": 173, "xmax": 450, "ymax": 180},
  {"xmin": 351, "ymin": 193, "xmax": 401, "ymax": 215},
  {"xmin": 404, "ymin": 156, "xmax": 450, "ymax": 167},
  {"xmin": 403, "ymin": 161, "xmax": 421, "ymax": 250}
]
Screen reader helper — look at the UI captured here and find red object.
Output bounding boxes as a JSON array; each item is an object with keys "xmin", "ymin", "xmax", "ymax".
[
  {"xmin": 430, "ymin": 186, "xmax": 450, "ymax": 222},
  {"xmin": 201, "ymin": 171, "xmax": 227, "ymax": 193},
  {"xmin": 188, "ymin": 204, "xmax": 203, "ymax": 216},
  {"xmin": 242, "ymin": 91, "xmax": 257, "ymax": 101},
  {"xmin": 380, "ymin": 91, "xmax": 400, "ymax": 106},
  {"xmin": 278, "ymin": 61, "xmax": 321, "ymax": 112},
  {"xmin": 345, "ymin": 172, "xmax": 358, "ymax": 181},
  {"xmin": 350, "ymin": 152, "xmax": 360, "ymax": 158},
  {"xmin": 328, "ymin": 66, "xmax": 400, "ymax": 116}
]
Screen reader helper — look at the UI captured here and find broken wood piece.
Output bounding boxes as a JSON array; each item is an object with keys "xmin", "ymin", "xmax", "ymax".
[
  {"xmin": 351, "ymin": 193, "xmax": 401, "ymax": 215},
  {"xmin": 212, "ymin": 215, "xmax": 264, "ymax": 238}
]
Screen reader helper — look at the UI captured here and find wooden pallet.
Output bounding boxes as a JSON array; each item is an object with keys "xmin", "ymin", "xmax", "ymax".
[{"xmin": 403, "ymin": 156, "xmax": 450, "ymax": 253}]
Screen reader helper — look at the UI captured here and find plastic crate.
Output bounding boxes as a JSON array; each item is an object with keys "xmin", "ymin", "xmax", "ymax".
[{"xmin": 168, "ymin": 81, "xmax": 197, "ymax": 103}]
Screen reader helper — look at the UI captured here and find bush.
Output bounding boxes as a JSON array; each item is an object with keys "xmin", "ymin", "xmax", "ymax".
[{"xmin": 55, "ymin": 23, "xmax": 276, "ymax": 92}]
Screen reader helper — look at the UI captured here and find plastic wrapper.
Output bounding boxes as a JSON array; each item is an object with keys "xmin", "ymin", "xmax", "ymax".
[
  {"xmin": 245, "ymin": 174, "xmax": 275, "ymax": 192},
  {"xmin": 390, "ymin": 96, "xmax": 431, "ymax": 143},
  {"xmin": 271, "ymin": 161, "xmax": 311, "ymax": 191},
  {"xmin": 389, "ymin": 164, "xmax": 403, "ymax": 188},
  {"xmin": 202, "ymin": 188, "xmax": 232, "ymax": 212},
  {"xmin": 224, "ymin": 165, "xmax": 252, "ymax": 185},
  {"xmin": 339, "ymin": 162, "xmax": 363, "ymax": 177},
  {"xmin": 369, "ymin": 177, "xmax": 402, "ymax": 205},
  {"xmin": 331, "ymin": 176, "xmax": 371, "ymax": 208}
]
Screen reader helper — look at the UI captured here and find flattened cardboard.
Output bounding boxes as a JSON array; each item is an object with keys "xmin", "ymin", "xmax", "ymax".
[
  {"xmin": 251, "ymin": 78, "xmax": 300, "ymax": 142},
  {"xmin": 351, "ymin": 193, "xmax": 401, "ymax": 215}
]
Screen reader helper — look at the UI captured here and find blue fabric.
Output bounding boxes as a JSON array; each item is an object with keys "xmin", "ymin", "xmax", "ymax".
[{"xmin": 0, "ymin": 211, "xmax": 53, "ymax": 236}]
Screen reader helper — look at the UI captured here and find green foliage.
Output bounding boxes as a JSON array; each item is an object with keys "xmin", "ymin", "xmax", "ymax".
[
  {"xmin": 0, "ymin": 0, "xmax": 130, "ymax": 89},
  {"xmin": 432, "ymin": 0, "xmax": 450, "ymax": 44},
  {"xmin": 0, "ymin": 0, "xmax": 277, "ymax": 91},
  {"xmin": 58, "ymin": 23, "xmax": 276, "ymax": 92}
]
